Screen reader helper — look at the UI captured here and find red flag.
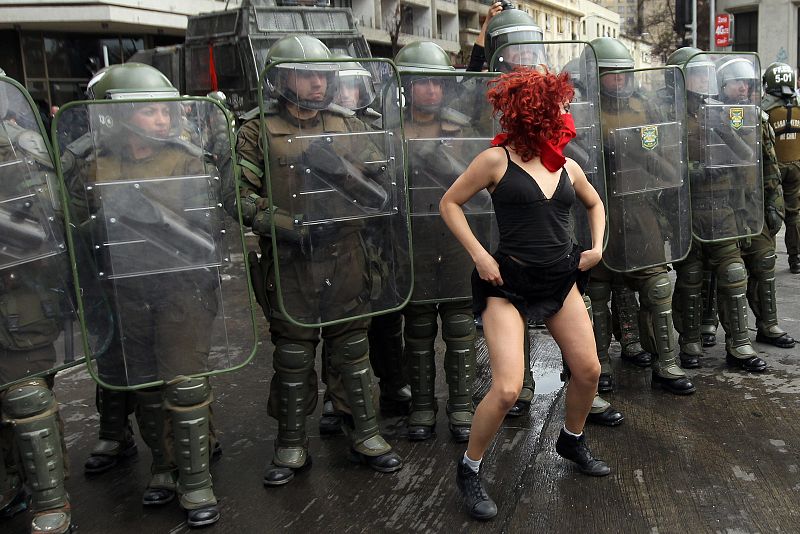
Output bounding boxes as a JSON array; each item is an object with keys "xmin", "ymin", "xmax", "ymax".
[{"xmin": 208, "ymin": 45, "xmax": 219, "ymax": 92}]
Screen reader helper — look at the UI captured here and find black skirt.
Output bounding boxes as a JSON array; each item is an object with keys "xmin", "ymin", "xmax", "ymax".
[{"xmin": 472, "ymin": 243, "xmax": 590, "ymax": 323}]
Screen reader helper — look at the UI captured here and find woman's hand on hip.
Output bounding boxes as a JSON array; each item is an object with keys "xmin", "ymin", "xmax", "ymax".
[
  {"xmin": 578, "ymin": 247, "xmax": 602, "ymax": 271},
  {"xmin": 475, "ymin": 252, "xmax": 504, "ymax": 286}
]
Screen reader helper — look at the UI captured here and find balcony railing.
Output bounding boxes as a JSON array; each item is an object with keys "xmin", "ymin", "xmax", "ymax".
[{"xmin": 402, "ymin": 25, "xmax": 433, "ymax": 38}]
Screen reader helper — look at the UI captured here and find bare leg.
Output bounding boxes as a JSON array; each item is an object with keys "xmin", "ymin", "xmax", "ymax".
[
  {"xmin": 466, "ymin": 297, "xmax": 525, "ymax": 461},
  {"xmin": 545, "ymin": 285, "xmax": 601, "ymax": 435}
]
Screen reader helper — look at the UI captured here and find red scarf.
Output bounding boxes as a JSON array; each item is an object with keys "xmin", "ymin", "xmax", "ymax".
[{"xmin": 491, "ymin": 114, "xmax": 577, "ymax": 172}]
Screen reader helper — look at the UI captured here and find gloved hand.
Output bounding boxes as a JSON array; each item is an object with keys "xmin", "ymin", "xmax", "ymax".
[
  {"xmin": 302, "ymin": 138, "xmax": 347, "ymax": 179},
  {"xmin": 766, "ymin": 206, "xmax": 783, "ymax": 236},
  {"xmin": 240, "ymin": 194, "xmax": 271, "ymax": 232},
  {"xmin": 765, "ymin": 185, "xmax": 785, "ymax": 236}
]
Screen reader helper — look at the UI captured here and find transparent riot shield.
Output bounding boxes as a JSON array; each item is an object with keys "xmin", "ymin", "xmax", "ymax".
[
  {"xmin": 258, "ymin": 58, "xmax": 412, "ymax": 326},
  {"xmin": 600, "ymin": 66, "xmax": 691, "ymax": 272},
  {"xmin": 685, "ymin": 52, "xmax": 763, "ymax": 243},
  {"xmin": 0, "ymin": 76, "xmax": 111, "ymax": 389},
  {"xmin": 493, "ymin": 41, "xmax": 606, "ymax": 250},
  {"xmin": 53, "ymin": 97, "xmax": 257, "ymax": 389},
  {"xmin": 402, "ymin": 71, "xmax": 498, "ymax": 303}
]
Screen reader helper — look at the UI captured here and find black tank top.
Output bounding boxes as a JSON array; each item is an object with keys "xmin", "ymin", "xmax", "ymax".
[{"xmin": 491, "ymin": 146, "xmax": 576, "ymax": 266}]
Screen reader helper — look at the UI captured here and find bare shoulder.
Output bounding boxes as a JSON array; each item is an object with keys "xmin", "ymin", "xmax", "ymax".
[
  {"xmin": 477, "ymin": 145, "xmax": 506, "ymax": 165},
  {"xmin": 564, "ymin": 157, "xmax": 586, "ymax": 183}
]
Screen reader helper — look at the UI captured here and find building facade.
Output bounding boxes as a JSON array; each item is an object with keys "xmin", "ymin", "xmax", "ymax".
[
  {"xmin": 714, "ymin": 0, "xmax": 797, "ymax": 70},
  {"xmin": 0, "ymin": 0, "xmax": 240, "ymax": 106},
  {"xmin": 1, "ymin": 0, "xmax": 626, "ymax": 103}
]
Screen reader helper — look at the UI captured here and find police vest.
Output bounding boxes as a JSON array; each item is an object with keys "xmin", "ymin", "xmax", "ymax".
[{"xmin": 767, "ymin": 105, "xmax": 800, "ymax": 162}]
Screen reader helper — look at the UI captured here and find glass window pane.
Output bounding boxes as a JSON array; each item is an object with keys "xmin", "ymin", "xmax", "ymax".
[
  {"xmin": 25, "ymin": 80, "xmax": 49, "ymax": 108},
  {"xmin": 22, "ymin": 34, "xmax": 46, "ymax": 77},
  {"xmin": 50, "ymin": 81, "xmax": 87, "ymax": 107},
  {"xmin": 45, "ymin": 36, "xmax": 102, "ymax": 78},
  {"xmin": 121, "ymin": 37, "xmax": 144, "ymax": 61},
  {"xmin": 100, "ymin": 38, "xmax": 123, "ymax": 66}
]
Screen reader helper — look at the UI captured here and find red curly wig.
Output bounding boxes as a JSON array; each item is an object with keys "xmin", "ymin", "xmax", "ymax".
[{"xmin": 487, "ymin": 67, "xmax": 575, "ymax": 162}]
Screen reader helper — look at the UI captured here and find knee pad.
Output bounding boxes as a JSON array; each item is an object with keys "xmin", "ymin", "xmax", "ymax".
[
  {"xmin": 441, "ymin": 311, "xmax": 475, "ymax": 340},
  {"xmin": 678, "ymin": 262, "xmax": 703, "ymax": 287},
  {"xmin": 165, "ymin": 377, "xmax": 212, "ymax": 408},
  {"xmin": 586, "ymin": 280, "xmax": 611, "ymax": 303},
  {"xmin": 274, "ymin": 342, "xmax": 315, "ymax": 372},
  {"xmin": 2, "ymin": 379, "xmax": 55, "ymax": 420},
  {"xmin": 404, "ymin": 312, "xmax": 438, "ymax": 341},
  {"xmin": 331, "ymin": 332, "xmax": 369, "ymax": 366},
  {"xmin": 582, "ymin": 294, "xmax": 593, "ymax": 316},
  {"xmin": 719, "ymin": 260, "xmax": 747, "ymax": 286},
  {"xmin": 754, "ymin": 251, "xmax": 777, "ymax": 275},
  {"xmin": 641, "ymin": 274, "xmax": 672, "ymax": 307}
]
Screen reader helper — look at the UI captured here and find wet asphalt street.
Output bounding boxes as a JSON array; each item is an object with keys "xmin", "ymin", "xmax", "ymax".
[{"xmin": 4, "ymin": 234, "xmax": 800, "ymax": 534}]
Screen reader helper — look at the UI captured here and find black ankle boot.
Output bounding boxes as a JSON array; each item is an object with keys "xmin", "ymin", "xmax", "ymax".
[
  {"xmin": 456, "ymin": 459, "xmax": 497, "ymax": 520},
  {"xmin": 555, "ymin": 429, "xmax": 611, "ymax": 477},
  {"xmin": 597, "ymin": 373, "xmax": 614, "ymax": 393}
]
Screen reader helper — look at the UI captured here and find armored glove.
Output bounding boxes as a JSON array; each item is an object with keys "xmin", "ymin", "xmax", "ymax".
[
  {"xmin": 765, "ymin": 185, "xmax": 785, "ymax": 236},
  {"xmin": 241, "ymin": 194, "xmax": 308, "ymax": 247},
  {"xmin": 301, "ymin": 138, "xmax": 389, "ymax": 210},
  {"xmin": 413, "ymin": 142, "xmax": 491, "ymax": 211},
  {"xmin": 302, "ymin": 138, "xmax": 349, "ymax": 179}
]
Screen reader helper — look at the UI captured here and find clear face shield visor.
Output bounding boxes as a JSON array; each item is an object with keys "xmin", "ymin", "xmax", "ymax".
[
  {"xmin": 685, "ymin": 63, "xmax": 718, "ymax": 96},
  {"xmin": 494, "ymin": 42, "xmax": 547, "ymax": 72},
  {"xmin": 404, "ymin": 75, "xmax": 452, "ymax": 113},
  {"xmin": 599, "ymin": 69, "xmax": 635, "ymax": 98},
  {"xmin": 116, "ymin": 101, "xmax": 185, "ymax": 142},
  {"xmin": 717, "ymin": 60, "xmax": 757, "ymax": 103},
  {"xmin": 267, "ymin": 62, "xmax": 339, "ymax": 110},
  {"xmin": 335, "ymin": 69, "xmax": 376, "ymax": 111}
]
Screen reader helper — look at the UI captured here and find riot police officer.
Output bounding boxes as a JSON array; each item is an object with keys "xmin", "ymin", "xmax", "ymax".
[
  {"xmin": 63, "ymin": 63, "xmax": 229, "ymax": 527},
  {"xmin": 763, "ymin": 62, "xmax": 800, "ymax": 274},
  {"xmin": 589, "ymin": 38, "xmax": 695, "ymax": 395},
  {"xmin": 668, "ymin": 48, "xmax": 766, "ymax": 372},
  {"xmin": 0, "ymin": 69, "xmax": 78, "ymax": 534},
  {"xmin": 394, "ymin": 41, "xmax": 478, "ymax": 442},
  {"xmin": 236, "ymin": 36, "xmax": 404, "ymax": 484},
  {"xmin": 319, "ymin": 57, "xmax": 412, "ymax": 436},
  {"xmin": 699, "ymin": 59, "xmax": 796, "ymax": 350}
]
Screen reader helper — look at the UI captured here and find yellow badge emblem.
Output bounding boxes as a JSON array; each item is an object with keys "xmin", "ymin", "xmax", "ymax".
[
  {"xmin": 729, "ymin": 107, "xmax": 744, "ymax": 130},
  {"xmin": 641, "ymin": 125, "xmax": 659, "ymax": 150}
]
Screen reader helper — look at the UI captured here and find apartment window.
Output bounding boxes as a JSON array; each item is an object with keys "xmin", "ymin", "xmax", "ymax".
[
  {"xmin": 545, "ymin": 14, "xmax": 551, "ymax": 31},
  {"xmin": 596, "ymin": 23, "xmax": 599, "ymax": 35},
  {"xmin": 582, "ymin": 20, "xmax": 586, "ymax": 34},
  {"xmin": 733, "ymin": 10, "xmax": 758, "ymax": 52},
  {"xmin": 20, "ymin": 32, "xmax": 146, "ymax": 106},
  {"xmin": 557, "ymin": 17, "xmax": 563, "ymax": 34}
]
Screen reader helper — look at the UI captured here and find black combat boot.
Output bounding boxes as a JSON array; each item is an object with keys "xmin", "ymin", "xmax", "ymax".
[
  {"xmin": 755, "ymin": 331, "xmax": 796, "ymax": 348},
  {"xmin": 597, "ymin": 372, "xmax": 614, "ymax": 393},
  {"xmin": 701, "ymin": 333, "xmax": 717, "ymax": 347},
  {"xmin": 318, "ymin": 400, "xmax": 343, "ymax": 436},
  {"xmin": 790, "ymin": 254, "xmax": 800, "ymax": 274},
  {"xmin": 725, "ymin": 353, "xmax": 767, "ymax": 372},
  {"xmin": 555, "ymin": 429, "xmax": 611, "ymax": 476},
  {"xmin": 456, "ymin": 458, "xmax": 497, "ymax": 520}
]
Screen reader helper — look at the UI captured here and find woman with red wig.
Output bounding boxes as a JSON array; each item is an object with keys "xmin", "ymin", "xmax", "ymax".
[{"xmin": 440, "ymin": 68, "xmax": 609, "ymax": 520}]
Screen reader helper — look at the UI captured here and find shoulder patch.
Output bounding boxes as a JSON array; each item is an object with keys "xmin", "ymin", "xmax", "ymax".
[
  {"xmin": 440, "ymin": 107, "xmax": 470, "ymax": 126},
  {"xmin": 16, "ymin": 130, "xmax": 55, "ymax": 169},
  {"xmin": 167, "ymin": 137, "xmax": 204, "ymax": 157},
  {"xmin": 65, "ymin": 133, "xmax": 93, "ymax": 159},
  {"xmin": 326, "ymin": 103, "xmax": 356, "ymax": 117},
  {"xmin": 363, "ymin": 107, "xmax": 382, "ymax": 120}
]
